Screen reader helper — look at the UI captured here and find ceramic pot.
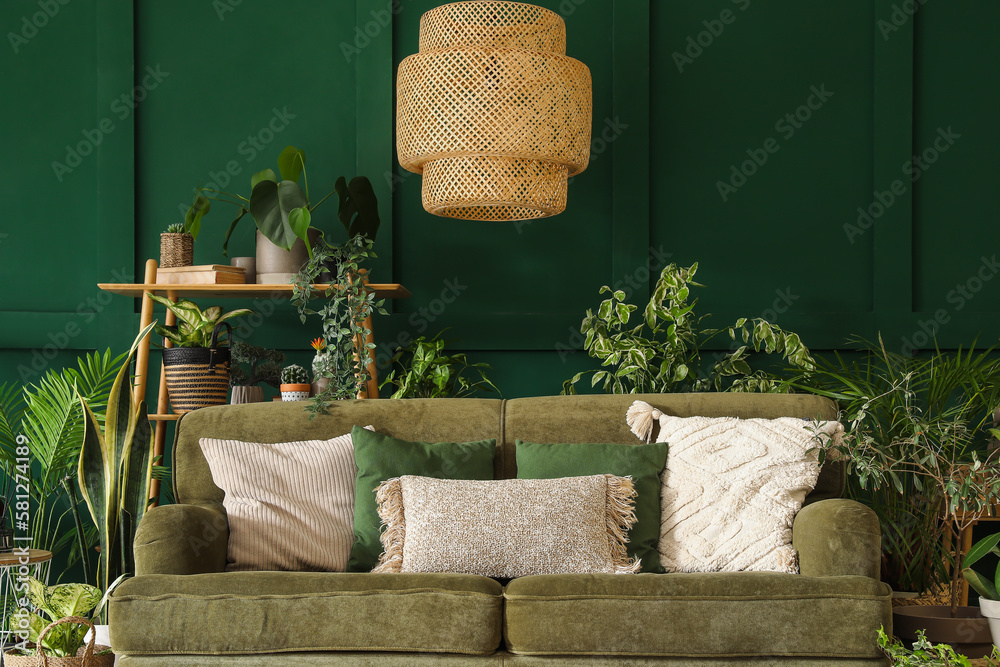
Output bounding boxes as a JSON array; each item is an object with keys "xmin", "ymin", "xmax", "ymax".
[
  {"xmin": 979, "ymin": 597, "xmax": 1000, "ymax": 649},
  {"xmin": 230, "ymin": 256, "xmax": 256, "ymax": 284},
  {"xmin": 893, "ymin": 605, "xmax": 994, "ymax": 658},
  {"xmin": 230, "ymin": 385, "xmax": 264, "ymax": 404},
  {"xmin": 280, "ymin": 383, "xmax": 311, "ymax": 401},
  {"xmin": 255, "ymin": 229, "xmax": 320, "ymax": 284},
  {"xmin": 310, "ymin": 377, "xmax": 330, "ymax": 397}
]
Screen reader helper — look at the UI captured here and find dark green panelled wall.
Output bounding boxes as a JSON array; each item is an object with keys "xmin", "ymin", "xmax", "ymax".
[{"xmin": 2, "ymin": 0, "xmax": 999, "ymax": 402}]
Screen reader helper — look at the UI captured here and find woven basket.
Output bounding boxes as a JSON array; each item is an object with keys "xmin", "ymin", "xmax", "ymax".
[
  {"xmin": 162, "ymin": 323, "xmax": 231, "ymax": 413},
  {"xmin": 160, "ymin": 233, "xmax": 193, "ymax": 268},
  {"xmin": 4, "ymin": 616, "xmax": 115, "ymax": 667},
  {"xmin": 396, "ymin": 1, "xmax": 592, "ymax": 221}
]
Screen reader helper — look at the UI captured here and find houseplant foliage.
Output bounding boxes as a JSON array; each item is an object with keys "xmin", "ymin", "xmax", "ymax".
[
  {"xmin": 562, "ymin": 263, "xmax": 814, "ymax": 394},
  {"xmin": 801, "ymin": 338, "xmax": 1000, "ymax": 598},
  {"xmin": 5, "ymin": 577, "xmax": 109, "ymax": 658},
  {"xmin": 0, "ymin": 349, "xmax": 131, "ymax": 584},
  {"xmin": 291, "ymin": 235, "xmax": 387, "ymax": 415},
  {"xmin": 963, "ymin": 532, "xmax": 1000, "ymax": 646},
  {"xmin": 148, "ymin": 295, "xmax": 251, "ymax": 347},
  {"xmin": 876, "ymin": 626, "xmax": 995, "ymax": 666},
  {"xmin": 78, "ymin": 323, "xmax": 158, "ymax": 597},
  {"xmin": 229, "ymin": 341, "xmax": 284, "ymax": 402},
  {"xmin": 380, "ymin": 330, "xmax": 499, "ymax": 399}
]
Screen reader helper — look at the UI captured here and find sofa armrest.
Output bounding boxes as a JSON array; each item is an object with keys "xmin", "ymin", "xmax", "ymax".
[
  {"xmin": 134, "ymin": 502, "xmax": 229, "ymax": 575},
  {"xmin": 792, "ymin": 498, "xmax": 881, "ymax": 579}
]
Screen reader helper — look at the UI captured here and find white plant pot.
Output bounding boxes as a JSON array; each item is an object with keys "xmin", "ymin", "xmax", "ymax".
[{"xmin": 979, "ymin": 597, "xmax": 1000, "ymax": 648}]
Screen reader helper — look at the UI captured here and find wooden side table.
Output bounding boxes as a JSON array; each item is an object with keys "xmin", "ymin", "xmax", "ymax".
[{"xmin": 0, "ymin": 549, "xmax": 52, "ymax": 645}]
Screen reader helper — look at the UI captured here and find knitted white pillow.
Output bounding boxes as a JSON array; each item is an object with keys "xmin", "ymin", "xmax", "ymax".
[
  {"xmin": 200, "ymin": 428, "xmax": 371, "ymax": 572},
  {"xmin": 627, "ymin": 401, "xmax": 842, "ymax": 574},
  {"xmin": 372, "ymin": 475, "xmax": 641, "ymax": 578}
]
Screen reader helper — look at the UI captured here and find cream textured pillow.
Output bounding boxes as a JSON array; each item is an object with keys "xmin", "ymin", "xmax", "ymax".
[
  {"xmin": 373, "ymin": 475, "xmax": 641, "ymax": 578},
  {"xmin": 627, "ymin": 401, "xmax": 842, "ymax": 574},
  {"xmin": 200, "ymin": 428, "xmax": 370, "ymax": 572}
]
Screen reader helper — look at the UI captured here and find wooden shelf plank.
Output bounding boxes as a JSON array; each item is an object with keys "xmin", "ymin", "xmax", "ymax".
[{"xmin": 98, "ymin": 283, "xmax": 411, "ymax": 299}]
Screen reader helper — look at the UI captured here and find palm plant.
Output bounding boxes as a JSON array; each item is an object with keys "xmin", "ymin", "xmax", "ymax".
[
  {"xmin": 800, "ymin": 337, "xmax": 1000, "ymax": 601},
  {"xmin": 0, "ymin": 349, "xmax": 129, "ymax": 584}
]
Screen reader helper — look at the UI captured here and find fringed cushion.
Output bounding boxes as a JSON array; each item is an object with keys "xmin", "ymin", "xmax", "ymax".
[
  {"xmin": 373, "ymin": 475, "xmax": 641, "ymax": 578},
  {"xmin": 627, "ymin": 400, "xmax": 843, "ymax": 574}
]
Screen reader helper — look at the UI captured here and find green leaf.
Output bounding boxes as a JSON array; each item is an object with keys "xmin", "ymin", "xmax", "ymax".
[
  {"xmin": 250, "ymin": 180, "xmax": 295, "ymax": 250},
  {"xmin": 964, "ymin": 567, "xmax": 1000, "ymax": 601},
  {"xmin": 221, "ymin": 207, "xmax": 248, "ymax": 258},
  {"xmin": 964, "ymin": 532, "xmax": 1000, "ymax": 569},
  {"xmin": 289, "ymin": 207, "xmax": 312, "ymax": 249},
  {"xmin": 251, "ymin": 168, "xmax": 278, "ymax": 189},
  {"xmin": 183, "ymin": 195, "xmax": 210, "ymax": 241},
  {"xmin": 277, "ymin": 146, "xmax": 305, "ymax": 183},
  {"xmin": 335, "ymin": 176, "xmax": 381, "ymax": 242}
]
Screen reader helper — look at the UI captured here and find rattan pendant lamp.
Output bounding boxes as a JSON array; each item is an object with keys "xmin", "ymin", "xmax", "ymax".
[{"xmin": 396, "ymin": 1, "xmax": 592, "ymax": 221}]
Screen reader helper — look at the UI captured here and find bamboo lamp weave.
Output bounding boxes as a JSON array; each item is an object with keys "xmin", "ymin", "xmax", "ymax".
[{"xmin": 397, "ymin": 1, "xmax": 592, "ymax": 221}]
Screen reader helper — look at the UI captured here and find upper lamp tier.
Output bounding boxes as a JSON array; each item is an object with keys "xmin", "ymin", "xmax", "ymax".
[{"xmin": 396, "ymin": 1, "xmax": 593, "ymax": 221}]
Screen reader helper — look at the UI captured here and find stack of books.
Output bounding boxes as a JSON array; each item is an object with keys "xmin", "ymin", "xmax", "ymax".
[{"xmin": 155, "ymin": 265, "xmax": 246, "ymax": 285}]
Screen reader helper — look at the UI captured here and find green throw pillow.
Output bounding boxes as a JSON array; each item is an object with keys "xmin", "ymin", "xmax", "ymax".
[
  {"xmin": 515, "ymin": 440, "xmax": 668, "ymax": 574},
  {"xmin": 348, "ymin": 426, "xmax": 496, "ymax": 572}
]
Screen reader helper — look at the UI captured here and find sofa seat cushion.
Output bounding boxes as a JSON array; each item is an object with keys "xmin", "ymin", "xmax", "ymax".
[
  {"xmin": 110, "ymin": 572, "xmax": 503, "ymax": 656},
  {"xmin": 503, "ymin": 572, "xmax": 891, "ymax": 659}
]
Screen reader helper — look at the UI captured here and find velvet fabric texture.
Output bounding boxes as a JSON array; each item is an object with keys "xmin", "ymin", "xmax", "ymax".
[
  {"xmin": 116, "ymin": 395, "xmax": 886, "ymax": 665},
  {"xmin": 514, "ymin": 440, "xmax": 667, "ymax": 573},
  {"xmin": 503, "ymin": 572, "xmax": 891, "ymax": 658},
  {"xmin": 110, "ymin": 572, "xmax": 503, "ymax": 655},
  {"xmin": 348, "ymin": 426, "xmax": 497, "ymax": 572}
]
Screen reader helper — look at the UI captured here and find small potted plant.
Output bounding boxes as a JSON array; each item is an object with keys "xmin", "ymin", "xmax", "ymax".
[
  {"xmin": 160, "ymin": 194, "xmax": 209, "ymax": 268},
  {"xmin": 4, "ymin": 577, "xmax": 114, "ymax": 666},
  {"xmin": 379, "ymin": 330, "xmax": 500, "ymax": 399},
  {"xmin": 230, "ymin": 341, "xmax": 285, "ymax": 404},
  {"xmin": 149, "ymin": 295, "xmax": 253, "ymax": 412},
  {"xmin": 280, "ymin": 364, "xmax": 311, "ymax": 401},
  {"xmin": 963, "ymin": 532, "xmax": 1000, "ymax": 647},
  {"xmin": 310, "ymin": 337, "xmax": 333, "ymax": 396}
]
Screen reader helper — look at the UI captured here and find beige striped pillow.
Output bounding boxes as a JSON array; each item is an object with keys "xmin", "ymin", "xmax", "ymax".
[{"xmin": 200, "ymin": 429, "xmax": 369, "ymax": 572}]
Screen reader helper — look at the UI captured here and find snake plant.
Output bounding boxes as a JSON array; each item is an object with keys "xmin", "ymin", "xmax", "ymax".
[{"xmin": 78, "ymin": 322, "xmax": 156, "ymax": 597}]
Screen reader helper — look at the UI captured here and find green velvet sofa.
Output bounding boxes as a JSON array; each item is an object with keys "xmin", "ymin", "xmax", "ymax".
[{"xmin": 108, "ymin": 393, "xmax": 891, "ymax": 665}]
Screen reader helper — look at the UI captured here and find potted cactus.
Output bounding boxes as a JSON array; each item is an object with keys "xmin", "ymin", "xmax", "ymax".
[
  {"xmin": 280, "ymin": 364, "xmax": 311, "ymax": 401},
  {"xmin": 310, "ymin": 337, "xmax": 334, "ymax": 397},
  {"xmin": 160, "ymin": 194, "xmax": 209, "ymax": 268}
]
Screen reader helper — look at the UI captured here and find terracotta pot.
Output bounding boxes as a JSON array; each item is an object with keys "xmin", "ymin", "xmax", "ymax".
[
  {"xmin": 230, "ymin": 386, "xmax": 264, "ymax": 404},
  {"xmin": 893, "ymin": 605, "xmax": 994, "ymax": 658},
  {"xmin": 280, "ymin": 383, "xmax": 311, "ymax": 401},
  {"xmin": 255, "ymin": 229, "xmax": 320, "ymax": 284}
]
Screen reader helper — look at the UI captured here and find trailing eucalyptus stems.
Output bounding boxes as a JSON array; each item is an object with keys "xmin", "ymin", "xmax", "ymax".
[{"xmin": 563, "ymin": 262, "xmax": 814, "ymax": 394}]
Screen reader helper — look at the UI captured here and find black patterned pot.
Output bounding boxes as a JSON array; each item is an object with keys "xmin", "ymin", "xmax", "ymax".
[{"xmin": 162, "ymin": 323, "xmax": 232, "ymax": 413}]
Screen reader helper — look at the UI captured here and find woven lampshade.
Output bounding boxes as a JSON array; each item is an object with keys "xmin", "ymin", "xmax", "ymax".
[{"xmin": 397, "ymin": 1, "xmax": 592, "ymax": 221}]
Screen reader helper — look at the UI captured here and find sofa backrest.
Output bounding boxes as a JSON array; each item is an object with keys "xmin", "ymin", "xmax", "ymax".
[{"xmin": 172, "ymin": 393, "xmax": 842, "ymax": 506}]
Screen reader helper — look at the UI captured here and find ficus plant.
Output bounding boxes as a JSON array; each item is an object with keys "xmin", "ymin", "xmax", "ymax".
[{"xmin": 562, "ymin": 262, "xmax": 814, "ymax": 394}]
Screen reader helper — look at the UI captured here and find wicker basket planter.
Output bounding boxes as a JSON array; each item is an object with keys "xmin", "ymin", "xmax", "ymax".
[
  {"xmin": 4, "ymin": 616, "xmax": 115, "ymax": 667},
  {"xmin": 162, "ymin": 323, "xmax": 231, "ymax": 413},
  {"xmin": 159, "ymin": 233, "xmax": 193, "ymax": 268}
]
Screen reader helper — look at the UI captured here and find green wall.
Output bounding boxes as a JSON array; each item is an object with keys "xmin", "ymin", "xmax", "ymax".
[{"xmin": 2, "ymin": 0, "xmax": 999, "ymax": 403}]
